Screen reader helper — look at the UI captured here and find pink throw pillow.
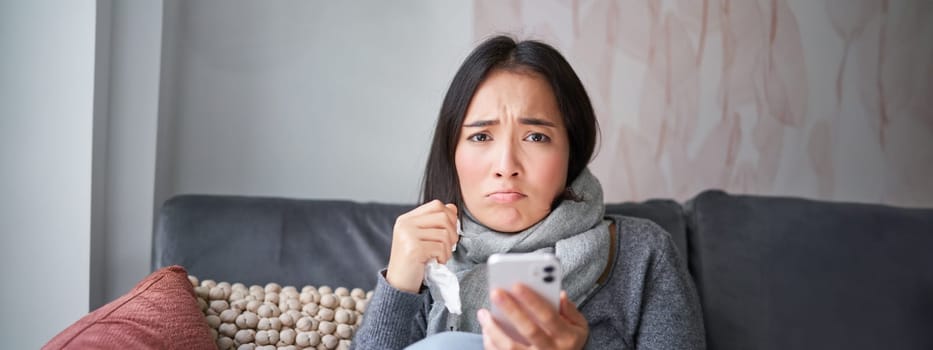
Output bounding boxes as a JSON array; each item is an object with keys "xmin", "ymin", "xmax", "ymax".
[{"xmin": 43, "ymin": 265, "xmax": 216, "ymax": 350}]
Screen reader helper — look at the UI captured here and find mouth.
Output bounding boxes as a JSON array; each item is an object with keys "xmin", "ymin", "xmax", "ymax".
[{"xmin": 486, "ymin": 191, "xmax": 526, "ymax": 203}]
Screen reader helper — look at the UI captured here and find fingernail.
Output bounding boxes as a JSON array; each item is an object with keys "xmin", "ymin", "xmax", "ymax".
[
  {"xmin": 491, "ymin": 289, "xmax": 503, "ymax": 303},
  {"xmin": 513, "ymin": 284, "xmax": 525, "ymax": 295},
  {"xmin": 477, "ymin": 309, "xmax": 488, "ymax": 322}
]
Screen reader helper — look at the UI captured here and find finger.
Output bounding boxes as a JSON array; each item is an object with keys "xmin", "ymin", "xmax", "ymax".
[
  {"xmin": 404, "ymin": 199, "xmax": 447, "ymax": 217},
  {"xmin": 559, "ymin": 291, "xmax": 587, "ymax": 326},
  {"xmin": 411, "ymin": 211, "xmax": 457, "ymax": 238},
  {"xmin": 482, "ymin": 333, "xmax": 498, "ymax": 350},
  {"xmin": 405, "ymin": 228, "xmax": 452, "ymax": 257},
  {"xmin": 479, "ymin": 309, "xmax": 500, "ymax": 350},
  {"xmin": 490, "ymin": 289, "xmax": 551, "ymax": 347},
  {"xmin": 407, "ymin": 212, "xmax": 456, "ymax": 251},
  {"xmin": 443, "ymin": 203, "xmax": 459, "ymax": 245},
  {"xmin": 404, "ymin": 239, "xmax": 450, "ymax": 265},
  {"xmin": 478, "ymin": 308, "xmax": 526, "ymax": 350},
  {"xmin": 422, "ymin": 240, "xmax": 451, "ymax": 264},
  {"xmin": 395, "ymin": 201, "xmax": 444, "ymax": 231},
  {"xmin": 512, "ymin": 284, "xmax": 563, "ymax": 334},
  {"xmin": 407, "ymin": 228, "xmax": 449, "ymax": 240},
  {"xmin": 440, "ymin": 204, "xmax": 460, "ymax": 249}
]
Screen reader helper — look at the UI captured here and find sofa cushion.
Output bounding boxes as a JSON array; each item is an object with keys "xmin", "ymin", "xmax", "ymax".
[
  {"xmin": 43, "ymin": 265, "xmax": 215, "ymax": 350},
  {"xmin": 686, "ymin": 190, "xmax": 933, "ymax": 350},
  {"xmin": 154, "ymin": 195, "xmax": 412, "ymax": 290}
]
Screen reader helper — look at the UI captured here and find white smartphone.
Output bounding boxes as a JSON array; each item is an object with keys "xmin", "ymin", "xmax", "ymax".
[{"xmin": 487, "ymin": 252, "xmax": 562, "ymax": 344}]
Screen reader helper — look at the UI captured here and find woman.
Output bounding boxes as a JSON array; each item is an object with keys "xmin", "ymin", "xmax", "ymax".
[{"xmin": 352, "ymin": 35, "xmax": 705, "ymax": 349}]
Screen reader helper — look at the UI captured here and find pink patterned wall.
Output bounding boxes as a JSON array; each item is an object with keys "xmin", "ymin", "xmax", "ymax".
[{"xmin": 474, "ymin": 0, "xmax": 933, "ymax": 207}]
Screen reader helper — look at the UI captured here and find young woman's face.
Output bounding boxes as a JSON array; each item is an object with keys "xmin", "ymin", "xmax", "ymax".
[{"xmin": 455, "ymin": 70, "xmax": 570, "ymax": 233}]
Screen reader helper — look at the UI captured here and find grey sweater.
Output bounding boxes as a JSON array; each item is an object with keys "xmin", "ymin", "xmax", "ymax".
[{"xmin": 352, "ymin": 216, "xmax": 706, "ymax": 349}]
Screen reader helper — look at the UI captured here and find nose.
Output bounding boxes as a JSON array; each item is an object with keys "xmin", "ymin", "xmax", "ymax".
[{"xmin": 494, "ymin": 140, "xmax": 520, "ymax": 178}]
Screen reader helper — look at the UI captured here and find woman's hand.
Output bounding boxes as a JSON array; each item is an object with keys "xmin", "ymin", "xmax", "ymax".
[
  {"xmin": 385, "ymin": 200, "xmax": 459, "ymax": 293},
  {"xmin": 478, "ymin": 286, "xmax": 589, "ymax": 350}
]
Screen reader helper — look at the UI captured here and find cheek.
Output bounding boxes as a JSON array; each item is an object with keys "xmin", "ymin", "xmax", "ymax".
[
  {"xmin": 533, "ymin": 153, "xmax": 569, "ymax": 197},
  {"xmin": 454, "ymin": 148, "xmax": 483, "ymax": 189}
]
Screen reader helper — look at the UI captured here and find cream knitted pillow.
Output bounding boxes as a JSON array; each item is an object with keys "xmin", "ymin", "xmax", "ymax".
[{"xmin": 189, "ymin": 275, "xmax": 372, "ymax": 350}]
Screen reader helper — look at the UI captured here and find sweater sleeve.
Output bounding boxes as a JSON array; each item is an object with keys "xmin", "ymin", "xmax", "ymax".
[
  {"xmin": 351, "ymin": 269, "xmax": 428, "ymax": 350},
  {"xmin": 635, "ymin": 231, "xmax": 707, "ymax": 349}
]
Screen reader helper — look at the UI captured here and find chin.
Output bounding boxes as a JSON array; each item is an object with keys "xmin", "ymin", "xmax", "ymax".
[{"xmin": 481, "ymin": 208, "xmax": 540, "ymax": 233}]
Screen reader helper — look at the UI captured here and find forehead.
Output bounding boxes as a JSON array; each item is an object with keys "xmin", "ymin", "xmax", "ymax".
[{"xmin": 463, "ymin": 70, "xmax": 562, "ymax": 124}]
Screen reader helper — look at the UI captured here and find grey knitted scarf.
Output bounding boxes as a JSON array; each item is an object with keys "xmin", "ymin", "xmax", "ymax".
[{"xmin": 425, "ymin": 168, "xmax": 611, "ymax": 334}]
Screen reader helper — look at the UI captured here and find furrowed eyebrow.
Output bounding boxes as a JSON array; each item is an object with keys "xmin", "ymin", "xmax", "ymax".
[
  {"xmin": 462, "ymin": 120, "xmax": 498, "ymax": 127},
  {"xmin": 518, "ymin": 118, "xmax": 557, "ymax": 127},
  {"xmin": 462, "ymin": 118, "xmax": 557, "ymax": 127}
]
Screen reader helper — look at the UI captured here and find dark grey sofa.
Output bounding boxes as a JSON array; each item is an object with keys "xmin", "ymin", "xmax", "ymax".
[{"xmin": 153, "ymin": 190, "xmax": 933, "ymax": 349}]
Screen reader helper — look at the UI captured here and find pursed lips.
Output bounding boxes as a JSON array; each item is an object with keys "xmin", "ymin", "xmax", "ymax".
[{"xmin": 486, "ymin": 190, "xmax": 526, "ymax": 203}]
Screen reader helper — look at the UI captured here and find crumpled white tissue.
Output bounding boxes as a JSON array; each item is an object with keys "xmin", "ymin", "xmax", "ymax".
[{"xmin": 423, "ymin": 220, "xmax": 462, "ymax": 314}]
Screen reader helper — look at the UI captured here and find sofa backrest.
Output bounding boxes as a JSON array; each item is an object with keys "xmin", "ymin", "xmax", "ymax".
[
  {"xmin": 153, "ymin": 195, "xmax": 412, "ymax": 289},
  {"xmin": 686, "ymin": 190, "xmax": 933, "ymax": 350},
  {"xmin": 153, "ymin": 195, "xmax": 689, "ymax": 291}
]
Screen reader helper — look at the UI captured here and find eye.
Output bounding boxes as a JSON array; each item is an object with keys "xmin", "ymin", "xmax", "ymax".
[
  {"xmin": 467, "ymin": 133, "xmax": 491, "ymax": 142},
  {"xmin": 524, "ymin": 133, "xmax": 551, "ymax": 143}
]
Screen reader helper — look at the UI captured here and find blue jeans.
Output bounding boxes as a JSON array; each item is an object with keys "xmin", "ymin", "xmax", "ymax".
[{"xmin": 404, "ymin": 331, "xmax": 484, "ymax": 350}]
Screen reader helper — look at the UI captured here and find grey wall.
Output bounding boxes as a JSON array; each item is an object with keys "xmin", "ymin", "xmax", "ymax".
[
  {"xmin": 95, "ymin": 0, "xmax": 476, "ymax": 311},
  {"xmin": 0, "ymin": 2, "xmax": 98, "ymax": 348},
  {"xmin": 92, "ymin": 0, "xmax": 166, "ymax": 308},
  {"xmin": 166, "ymin": 1, "xmax": 473, "ymax": 202}
]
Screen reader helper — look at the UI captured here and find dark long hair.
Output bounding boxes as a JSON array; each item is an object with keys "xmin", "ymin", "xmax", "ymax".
[{"xmin": 421, "ymin": 35, "xmax": 599, "ymax": 209}]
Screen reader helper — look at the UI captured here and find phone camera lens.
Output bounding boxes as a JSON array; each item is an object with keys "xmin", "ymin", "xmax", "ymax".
[
  {"xmin": 543, "ymin": 266, "xmax": 555, "ymax": 273},
  {"xmin": 543, "ymin": 276, "xmax": 554, "ymax": 283}
]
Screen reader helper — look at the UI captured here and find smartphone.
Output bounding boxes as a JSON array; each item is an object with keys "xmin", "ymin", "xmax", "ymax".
[{"xmin": 487, "ymin": 252, "xmax": 562, "ymax": 344}]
